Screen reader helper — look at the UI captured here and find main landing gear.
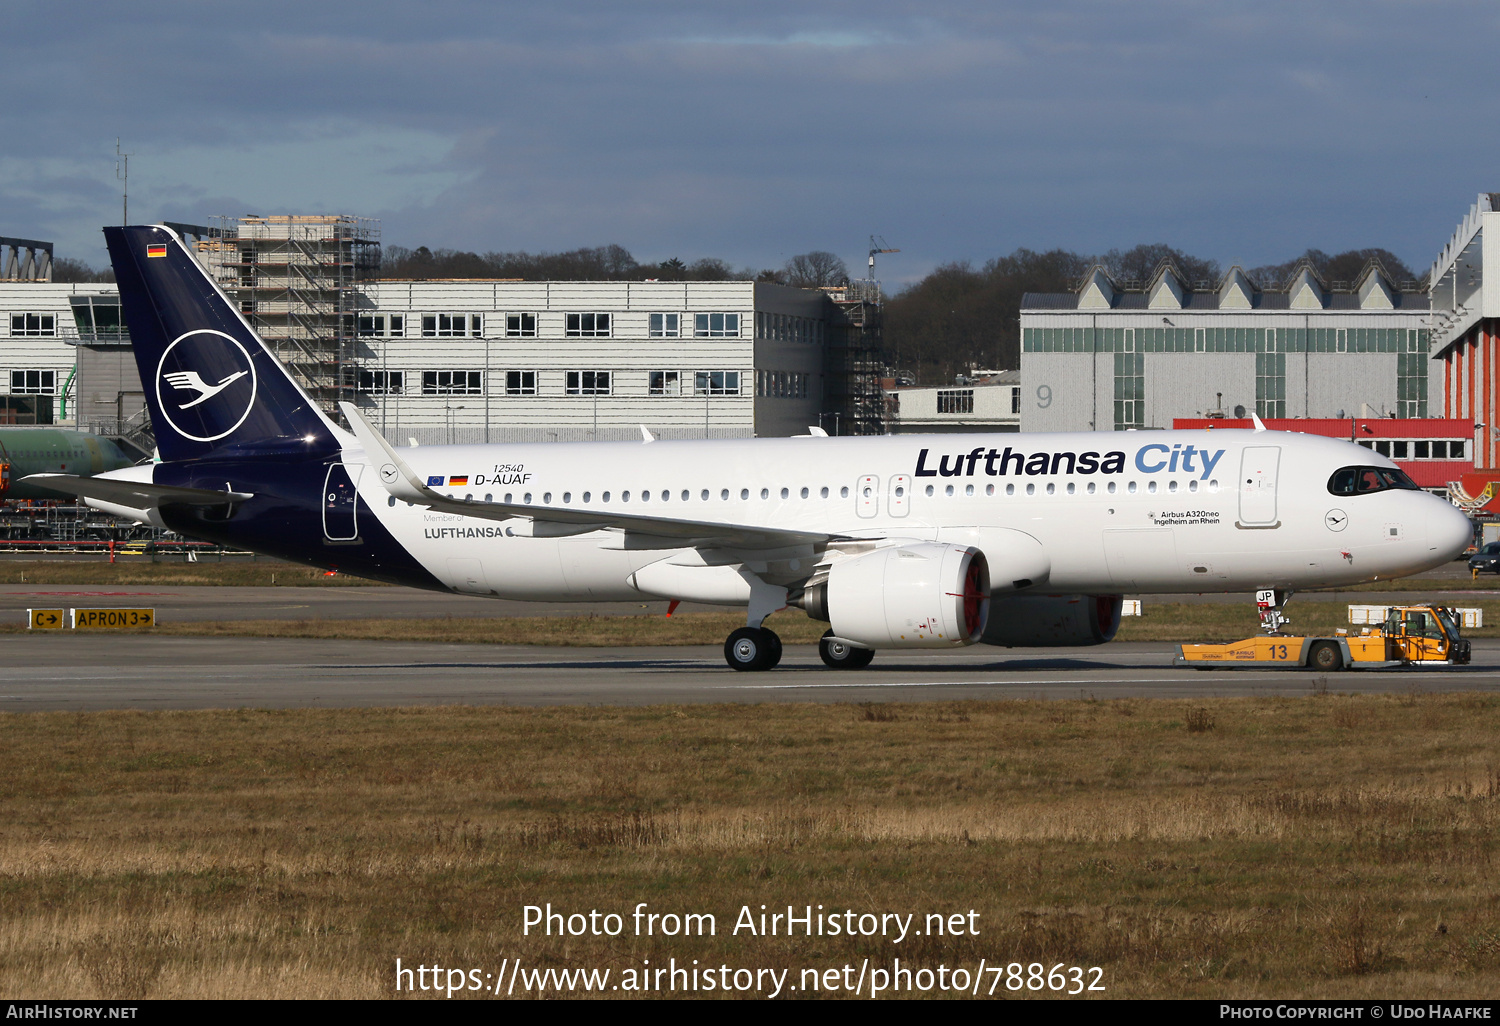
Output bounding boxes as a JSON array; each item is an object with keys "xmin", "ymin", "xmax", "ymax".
[
  {"xmin": 719, "ymin": 577, "xmax": 875, "ymax": 671},
  {"xmin": 722, "ymin": 627, "xmax": 878, "ymax": 671},
  {"xmin": 819, "ymin": 629, "xmax": 875, "ymax": 670},
  {"xmin": 725, "ymin": 627, "xmax": 782, "ymax": 671}
]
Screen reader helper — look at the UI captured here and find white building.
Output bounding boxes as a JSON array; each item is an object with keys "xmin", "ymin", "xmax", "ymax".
[
  {"xmin": 0, "ymin": 280, "xmax": 119, "ymax": 426},
  {"xmin": 887, "ymin": 371, "xmax": 1020, "ymax": 433},
  {"xmin": 0, "ymin": 276, "xmax": 840, "ymax": 446},
  {"xmin": 353, "ymin": 279, "xmax": 831, "ymax": 443}
]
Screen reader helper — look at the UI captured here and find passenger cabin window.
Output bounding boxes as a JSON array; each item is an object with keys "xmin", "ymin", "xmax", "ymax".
[{"xmin": 1327, "ymin": 466, "xmax": 1421, "ymax": 496}]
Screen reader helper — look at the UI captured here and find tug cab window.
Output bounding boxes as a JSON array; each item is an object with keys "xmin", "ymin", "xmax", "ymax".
[{"xmin": 1327, "ymin": 466, "xmax": 1421, "ymax": 496}]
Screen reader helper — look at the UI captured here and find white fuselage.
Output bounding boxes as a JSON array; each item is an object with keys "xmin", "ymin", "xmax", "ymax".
[{"xmin": 338, "ymin": 429, "xmax": 1471, "ymax": 602}]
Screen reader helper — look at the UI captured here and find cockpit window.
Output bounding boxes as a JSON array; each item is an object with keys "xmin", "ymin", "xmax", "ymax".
[{"xmin": 1327, "ymin": 466, "xmax": 1421, "ymax": 496}]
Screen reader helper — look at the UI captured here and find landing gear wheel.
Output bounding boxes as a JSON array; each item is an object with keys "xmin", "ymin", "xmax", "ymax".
[
  {"xmin": 763, "ymin": 629, "xmax": 783, "ymax": 669},
  {"xmin": 819, "ymin": 629, "xmax": 875, "ymax": 670},
  {"xmin": 725, "ymin": 627, "xmax": 780, "ymax": 671},
  {"xmin": 1308, "ymin": 640, "xmax": 1343, "ymax": 672}
]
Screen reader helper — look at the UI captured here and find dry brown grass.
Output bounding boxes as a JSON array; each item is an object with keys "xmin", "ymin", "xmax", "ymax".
[
  {"xmin": 0, "ymin": 610, "xmax": 830, "ymax": 645},
  {"xmin": 1115, "ymin": 600, "xmax": 1500, "ymax": 642},
  {"xmin": 1, "ymin": 695, "xmax": 1499, "ymax": 999},
  {"xmin": 0, "ymin": 560, "xmax": 383, "ymax": 587}
]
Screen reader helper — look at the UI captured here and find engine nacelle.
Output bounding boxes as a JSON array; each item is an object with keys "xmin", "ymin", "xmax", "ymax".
[
  {"xmin": 980, "ymin": 594, "xmax": 1123, "ymax": 647},
  {"xmin": 804, "ymin": 543, "xmax": 990, "ymax": 648}
]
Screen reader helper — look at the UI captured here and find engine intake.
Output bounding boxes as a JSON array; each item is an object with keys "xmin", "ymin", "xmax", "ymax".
[{"xmin": 802, "ymin": 543, "xmax": 990, "ymax": 648}]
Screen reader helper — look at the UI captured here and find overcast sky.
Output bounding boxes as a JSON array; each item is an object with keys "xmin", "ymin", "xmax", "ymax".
[{"xmin": 4, "ymin": 1, "xmax": 1497, "ymax": 284}]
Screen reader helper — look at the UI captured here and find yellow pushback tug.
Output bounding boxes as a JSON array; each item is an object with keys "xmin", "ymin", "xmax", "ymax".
[{"xmin": 1175, "ymin": 590, "xmax": 1471, "ymax": 671}]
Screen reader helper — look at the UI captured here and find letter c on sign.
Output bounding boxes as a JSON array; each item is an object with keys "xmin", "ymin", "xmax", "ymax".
[{"xmin": 1136, "ymin": 443, "xmax": 1170, "ymax": 473}]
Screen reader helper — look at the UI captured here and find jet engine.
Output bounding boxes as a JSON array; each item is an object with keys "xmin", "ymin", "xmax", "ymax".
[
  {"xmin": 801, "ymin": 543, "xmax": 990, "ymax": 648},
  {"xmin": 980, "ymin": 594, "xmax": 1123, "ymax": 647}
]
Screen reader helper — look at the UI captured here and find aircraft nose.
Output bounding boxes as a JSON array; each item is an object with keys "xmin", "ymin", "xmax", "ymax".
[{"xmin": 1427, "ymin": 498, "xmax": 1472, "ymax": 560}]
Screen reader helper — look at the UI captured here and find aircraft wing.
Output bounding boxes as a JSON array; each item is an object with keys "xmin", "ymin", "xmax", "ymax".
[
  {"xmin": 339, "ymin": 403, "xmax": 843, "ymax": 550},
  {"xmin": 20, "ymin": 473, "xmax": 253, "ymax": 507}
]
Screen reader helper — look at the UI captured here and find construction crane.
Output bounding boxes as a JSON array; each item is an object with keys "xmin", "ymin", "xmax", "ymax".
[{"xmin": 867, "ymin": 235, "xmax": 899, "ymax": 278}]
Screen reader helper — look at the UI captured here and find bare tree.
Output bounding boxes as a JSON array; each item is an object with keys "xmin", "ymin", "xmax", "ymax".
[
  {"xmin": 51, "ymin": 257, "xmax": 113, "ymax": 283},
  {"xmin": 782, "ymin": 251, "xmax": 849, "ymax": 288}
]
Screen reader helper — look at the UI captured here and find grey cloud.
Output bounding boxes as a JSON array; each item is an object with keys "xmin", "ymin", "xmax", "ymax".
[{"xmin": 6, "ymin": 2, "xmax": 1500, "ymax": 274}]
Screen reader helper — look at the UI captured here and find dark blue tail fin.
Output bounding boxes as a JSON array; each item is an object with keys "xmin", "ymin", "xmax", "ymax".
[{"xmin": 104, "ymin": 225, "xmax": 340, "ymax": 462}]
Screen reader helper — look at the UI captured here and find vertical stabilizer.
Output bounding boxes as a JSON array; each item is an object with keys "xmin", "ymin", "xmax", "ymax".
[{"xmin": 104, "ymin": 225, "xmax": 340, "ymax": 462}]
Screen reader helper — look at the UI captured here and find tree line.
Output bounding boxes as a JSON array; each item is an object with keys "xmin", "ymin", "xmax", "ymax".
[{"xmin": 379, "ymin": 245, "xmax": 852, "ymax": 288}]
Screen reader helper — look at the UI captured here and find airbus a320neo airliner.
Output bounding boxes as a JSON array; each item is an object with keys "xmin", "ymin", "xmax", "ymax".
[{"xmin": 27, "ymin": 226, "xmax": 1473, "ymax": 671}]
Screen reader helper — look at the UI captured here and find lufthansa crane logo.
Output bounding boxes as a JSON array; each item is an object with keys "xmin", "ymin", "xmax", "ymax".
[{"xmin": 155, "ymin": 329, "xmax": 258, "ymax": 442}]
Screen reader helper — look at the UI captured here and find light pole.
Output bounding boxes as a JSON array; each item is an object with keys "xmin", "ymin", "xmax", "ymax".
[{"xmin": 444, "ymin": 403, "xmax": 465, "ymax": 446}]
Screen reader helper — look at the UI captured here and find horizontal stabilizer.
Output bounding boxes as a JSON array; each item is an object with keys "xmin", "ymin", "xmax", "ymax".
[
  {"xmin": 339, "ymin": 403, "xmax": 843, "ymax": 550},
  {"xmin": 21, "ymin": 473, "xmax": 253, "ymax": 507}
]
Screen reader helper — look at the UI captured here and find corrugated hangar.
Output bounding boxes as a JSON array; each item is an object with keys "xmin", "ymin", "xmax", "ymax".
[{"xmin": 1019, "ymin": 260, "xmax": 1432, "ymax": 432}]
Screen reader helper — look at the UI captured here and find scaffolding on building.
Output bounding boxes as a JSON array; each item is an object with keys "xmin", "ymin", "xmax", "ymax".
[
  {"xmin": 197, "ymin": 216, "xmax": 379, "ymax": 417},
  {"xmin": 825, "ymin": 279, "xmax": 887, "ymax": 435}
]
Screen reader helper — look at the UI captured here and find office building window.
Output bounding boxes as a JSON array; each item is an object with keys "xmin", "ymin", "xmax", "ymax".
[
  {"xmin": 649, "ymin": 371, "xmax": 680, "ymax": 396},
  {"xmin": 9, "ymin": 314, "xmax": 55, "ymax": 337},
  {"xmin": 694, "ymin": 313, "xmax": 739, "ymax": 338},
  {"xmin": 506, "ymin": 313, "xmax": 537, "ymax": 337},
  {"xmin": 10, "ymin": 370, "xmax": 56, "ymax": 394},
  {"xmin": 505, "ymin": 370, "xmax": 538, "ymax": 395},
  {"xmin": 566, "ymin": 313, "xmax": 611, "ymax": 337},
  {"xmin": 357, "ymin": 314, "xmax": 405, "ymax": 337},
  {"xmin": 649, "ymin": 313, "xmax": 680, "ymax": 338},
  {"xmin": 422, "ymin": 313, "xmax": 482, "ymax": 337},
  {"xmin": 937, "ymin": 389, "xmax": 974, "ymax": 414},
  {"xmin": 694, "ymin": 370, "xmax": 740, "ymax": 396},
  {"xmin": 566, "ymin": 370, "xmax": 611, "ymax": 395},
  {"xmin": 357, "ymin": 370, "xmax": 404, "ymax": 394},
  {"xmin": 422, "ymin": 370, "xmax": 483, "ymax": 395}
]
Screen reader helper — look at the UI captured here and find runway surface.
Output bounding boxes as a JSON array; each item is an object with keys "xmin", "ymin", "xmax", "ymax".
[{"xmin": 3, "ymin": 634, "xmax": 1499, "ymax": 712}]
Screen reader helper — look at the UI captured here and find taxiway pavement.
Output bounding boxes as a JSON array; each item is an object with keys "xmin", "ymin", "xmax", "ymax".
[{"xmin": 2, "ymin": 634, "xmax": 1498, "ymax": 712}]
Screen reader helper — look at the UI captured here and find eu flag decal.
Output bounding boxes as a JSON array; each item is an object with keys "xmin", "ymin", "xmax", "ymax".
[{"xmin": 426, "ymin": 475, "xmax": 444, "ymax": 486}]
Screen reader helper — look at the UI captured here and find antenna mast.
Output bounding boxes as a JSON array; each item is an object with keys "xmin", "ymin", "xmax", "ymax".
[{"xmin": 115, "ymin": 139, "xmax": 132, "ymax": 225}]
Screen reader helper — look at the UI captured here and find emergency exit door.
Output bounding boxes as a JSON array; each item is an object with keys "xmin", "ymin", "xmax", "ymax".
[
  {"xmin": 1238, "ymin": 446, "xmax": 1280, "ymax": 527},
  {"xmin": 323, "ymin": 463, "xmax": 362, "ymax": 542}
]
